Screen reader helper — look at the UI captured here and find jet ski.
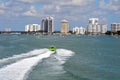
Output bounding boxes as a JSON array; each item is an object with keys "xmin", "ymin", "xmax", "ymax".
[{"xmin": 49, "ymin": 45, "xmax": 57, "ymax": 51}]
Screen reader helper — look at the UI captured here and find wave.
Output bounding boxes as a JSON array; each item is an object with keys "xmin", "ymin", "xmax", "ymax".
[
  {"xmin": 0, "ymin": 49, "xmax": 74, "ymax": 80},
  {"xmin": 0, "ymin": 49, "xmax": 48, "ymax": 67},
  {"xmin": 55, "ymin": 49, "xmax": 74, "ymax": 64},
  {"xmin": 27, "ymin": 49, "xmax": 75, "ymax": 80}
]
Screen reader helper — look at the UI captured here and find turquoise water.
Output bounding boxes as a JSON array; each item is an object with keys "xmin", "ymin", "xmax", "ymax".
[{"xmin": 0, "ymin": 34, "xmax": 120, "ymax": 80}]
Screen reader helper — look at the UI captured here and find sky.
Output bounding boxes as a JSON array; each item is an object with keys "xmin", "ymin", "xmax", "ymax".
[{"xmin": 0, "ymin": 0, "xmax": 120, "ymax": 31}]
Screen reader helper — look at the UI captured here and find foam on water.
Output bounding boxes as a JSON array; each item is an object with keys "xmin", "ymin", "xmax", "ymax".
[
  {"xmin": 0, "ymin": 49, "xmax": 75, "ymax": 80},
  {"xmin": 31, "ymin": 49, "xmax": 75, "ymax": 80},
  {"xmin": 54, "ymin": 49, "xmax": 74, "ymax": 64},
  {"xmin": 0, "ymin": 49, "xmax": 47, "ymax": 67},
  {"xmin": 0, "ymin": 49, "xmax": 54, "ymax": 80}
]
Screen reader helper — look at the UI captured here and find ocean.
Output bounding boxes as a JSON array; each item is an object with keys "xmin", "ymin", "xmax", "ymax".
[{"xmin": 0, "ymin": 34, "xmax": 120, "ymax": 80}]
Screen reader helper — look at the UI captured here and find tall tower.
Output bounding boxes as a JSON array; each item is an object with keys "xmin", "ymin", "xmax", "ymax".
[
  {"xmin": 41, "ymin": 18, "xmax": 48, "ymax": 32},
  {"xmin": 48, "ymin": 17, "xmax": 54, "ymax": 34},
  {"xmin": 41, "ymin": 17, "xmax": 54, "ymax": 34},
  {"xmin": 89, "ymin": 18, "xmax": 99, "ymax": 25},
  {"xmin": 87, "ymin": 18, "xmax": 107, "ymax": 35},
  {"xmin": 41, "ymin": 18, "xmax": 45, "ymax": 32},
  {"xmin": 87, "ymin": 18, "xmax": 99, "ymax": 34},
  {"xmin": 61, "ymin": 19, "xmax": 69, "ymax": 35}
]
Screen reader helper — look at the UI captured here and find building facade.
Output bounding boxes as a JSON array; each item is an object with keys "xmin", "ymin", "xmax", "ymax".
[
  {"xmin": 25, "ymin": 24, "xmax": 40, "ymax": 32},
  {"xmin": 4, "ymin": 28, "xmax": 11, "ymax": 32},
  {"xmin": 111, "ymin": 23, "xmax": 120, "ymax": 32},
  {"xmin": 41, "ymin": 16, "xmax": 54, "ymax": 34},
  {"xmin": 73, "ymin": 27, "xmax": 85, "ymax": 35},
  {"xmin": 101, "ymin": 25, "xmax": 107, "ymax": 34},
  {"xmin": 86, "ymin": 18, "xmax": 107, "ymax": 35},
  {"xmin": 89, "ymin": 18, "xmax": 99, "ymax": 25},
  {"xmin": 61, "ymin": 19, "xmax": 69, "ymax": 35}
]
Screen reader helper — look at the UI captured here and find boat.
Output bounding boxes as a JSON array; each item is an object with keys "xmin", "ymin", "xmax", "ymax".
[{"xmin": 49, "ymin": 45, "xmax": 57, "ymax": 51}]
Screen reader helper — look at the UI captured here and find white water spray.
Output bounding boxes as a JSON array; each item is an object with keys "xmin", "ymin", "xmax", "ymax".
[
  {"xmin": 0, "ymin": 49, "xmax": 54, "ymax": 80},
  {"xmin": 0, "ymin": 49, "xmax": 74, "ymax": 80}
]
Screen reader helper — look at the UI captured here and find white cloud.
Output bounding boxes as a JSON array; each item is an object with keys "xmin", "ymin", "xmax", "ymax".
[
  {"xmin": 92, "ymin": 10, "xmax": 107, "ymax": 16},
  {"xmin": 99, "ymin": 0, "xmax": 120, "ymax": 11},
  {"xmin": 1, "ymin": 0, "xmax": 119, "ymax": 23},
  {"xmin": 0, "ymin": 2, "xmax": 6, "ymax": 9},
  {"xmin": 18, "ymin": 0, "xmax": 95, "ymax": 6},
  {"xmin": 56, "ymin": 6, "xmax": 61, "ymax": 12},
  {"xmin": 0, "ymin": 9, "xmax": 4, "ymax": 14},
  {"xmin": 18, "ymin": 0, "xmax": 41, "ymax": 3},
  {"xmin": 23, "ymin": 6, "xmax": 37, "ymax": 16},
  {"xmin": 53, "ymin": 0, "xmax": 95, "ymax": 6}
]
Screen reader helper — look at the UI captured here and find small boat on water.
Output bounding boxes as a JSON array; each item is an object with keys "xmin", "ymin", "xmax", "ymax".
[{"xmin": 49, "ymin": 46, "xmax": 57, "ymax": 51}]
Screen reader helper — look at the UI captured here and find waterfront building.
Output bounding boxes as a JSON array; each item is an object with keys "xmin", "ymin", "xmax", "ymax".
[
  {"xmin": 48, "ymin": 17, "xmax": 54, "ymax": 34},
  {"xmin": 111, "ymin": 23, "xmax": 120, "ymax": 32},
  {"xmin": 86, "ymin": 24, "xmax": 98, "ymax": 34},
  {"xmin": 41, "ymin": 16, "xmax": 54, "ymax": 34},
  {"xmin": 41, "ymin": 18, "xmax": 47, "ymax": 32},
  {"xmin": 73, "ymin": 27, "xmax": 79, "ymax": 34},
  {"xmin": 4, "ymin": 28, "xmax": 11, "ymax": 32},
  {"xmin": 61, "ymin": 19, "xmax": 69, "ymax": 35},
  {"xmin": 86, "ymin": 18, "xmax": 107, "ymax": 35},
  {"xmin": 25, "ymin": 24, "xmax": 40, "ymax": 32},
  {"xmin": 25, "ymin": 25, "xmax": 30, "ymax": 32},
  {"xmin": 101, "ymin": 25, "xmax": 107, "ymax": 34},
  {"xmin": 89, "ymin": 18, "xmax": 99, "ymax": 25},
  {"xmin": 73, "ymin": 26, "xmax": 85, "ymax": 35}
]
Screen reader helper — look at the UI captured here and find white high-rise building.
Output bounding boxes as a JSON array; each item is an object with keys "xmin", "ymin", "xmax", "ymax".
[
  {"xmin": 25, "ymin": 25, "xmax": 30, "ymax": 31},
  {"xmin": 97, "ymin": 25, "xmax": 101, "ymax": 33},
  {"xmin": 73, "ymin": 26, "xmax": 85, "ymax": 35},
  {"xmin": 73, "ymin": 27, "xmax": 79, "ymax": 34},
  {"xmin": 41, "ymin": 16, "xmax": 54, "ymax": 34},
  {"xmin": 86, "ymin": 18, "xmax": 107, "ymax": 35},
  {"xmin": 89, "ymin": 18, "xmax": 99, "ymax": 25},
  {"xmin": 87, "ymin": 24, "xmax": 99, "ymax": 34},
  {"xmin": 101, "ymin": 25, "xmax": 107, "ymax": 34},
  {"xmin": 111, "ymin": 23, "xmax": 120, "ymax": 32},
  {"xmin": 25, "ymin": 24, "xmax": 40, "ymax": 32},
  {"xmin": 4, "ymin": 28, "xmax": 11, "ymax": 32},
  {"xmin": 86, "ymin": 24, "xmax": 93, "ymax": 33},
  {"xmin": 47, "ymin": 17, "xmax": 54, "ymax": 34}
]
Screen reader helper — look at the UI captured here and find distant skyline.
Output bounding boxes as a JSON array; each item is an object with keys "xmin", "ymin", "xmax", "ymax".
[{"xmin": 0, "ymin": 0, "xmax": 120, "ymax": 31}]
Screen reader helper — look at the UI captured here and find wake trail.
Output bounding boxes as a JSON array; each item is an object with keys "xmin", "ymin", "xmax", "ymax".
[
  {"xmin": 30, "ymin": 49, "xmax": 75, "ymax": 80},
  {"xmin": 0, "ymin": 49, "xmax": 47, "ymax": 67},
  {"xmin": 0, "ymin": 50, "xmax": 54, "ymax": 80}
]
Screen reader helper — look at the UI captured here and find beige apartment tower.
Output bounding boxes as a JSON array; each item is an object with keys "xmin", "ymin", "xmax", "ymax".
[{"xmin": 61, "ymin": 19, "xmax": 69, "ymax": 35}]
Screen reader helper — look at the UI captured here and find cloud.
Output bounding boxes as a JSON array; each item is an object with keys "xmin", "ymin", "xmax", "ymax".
[
  {"xmin": 0, "ymin": 9, "xmax": 4, "ymax": 14},
  {"xmin": 56, "ymin": 6, "xmax": 61, "ymax": 12},
  {"xmin": 0, "ymin": 2, "xmax": 5, "ymax": 9},
  {"xmin": 17, "ymin": 0, "xmax": 41, "ymax": 3},
  {"xmin": 0, "ymin": 0, "xmax": 120, "ymax": 31},
  {"xmin": 92, "ymin": 10, "xmax": 107, "ymax": 16},
  {"xmin": 0, "ymin": 2, "xmax": 8, "ymax": 14},
  {"xmin": 52, "ymin": 0, "xmax": 95, "ymax": 6},
  {"xmin": 99, "ymin": 0, "xmax": 120, "ymax": 11},
  {"xmin": 23, "ymin": 6, "xmax": 37, "ymax": 16},
  {"xmin": 0, "ymin": 0, "xmax": 97, "ymax": 17}
]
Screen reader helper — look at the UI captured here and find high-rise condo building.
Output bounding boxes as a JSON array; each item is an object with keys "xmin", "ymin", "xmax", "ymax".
[
  {"xmin": 101, "ymin": 25, "xmax": 107, "ymax": 34},
  {"xmin": 41, "ymin": 18, "xmax": 47, "ymax": 32},
  {"xmin": 86, "ymin": 18, "xmax": 107, "ymax": 35},
  {"xmin": 73, "ymin": 26, "xmax": 85, "ymax": 35},
  {"xmin": 41, "ymin": 16, "xmax": 54, "ymax": 34},
  {"xmin": 25, "ymin": 24, "xmax": 40, "ymax": 32},
  {"xmin": 111, "ymin": 23, "xmax": 120, "ymax": 32},
  {"xmin": 89, "ymin": 18, "xmax": 99, "ymax": 25},
  {"xmin": 4, "ymin": 28, "xmax": 11, "ymax": 32},
  {"xmin": 61, "ymin": 19, "xmax": 69, "ymax": 35}
]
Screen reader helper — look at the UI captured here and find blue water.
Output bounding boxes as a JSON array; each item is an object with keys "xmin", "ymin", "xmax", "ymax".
[{"xmin": 0, "ymin": 34, "xmax": 120, "ymax": 80}]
